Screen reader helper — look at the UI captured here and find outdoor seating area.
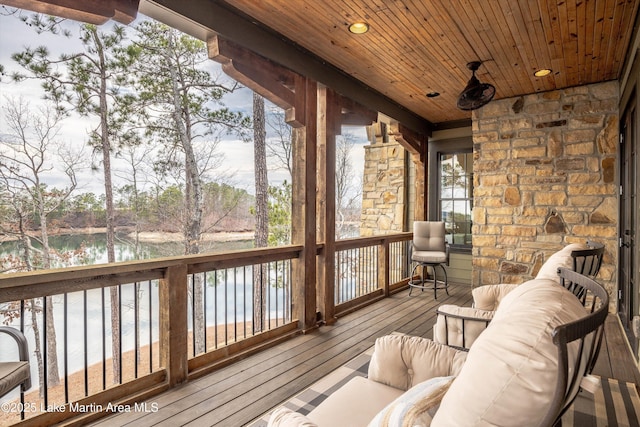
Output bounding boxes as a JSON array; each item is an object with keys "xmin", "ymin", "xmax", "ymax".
[
  {"xmin": 2, "ymin": 1, "xmax": 640, "ymax": 426},
  {"xmin": 262, "ymin": 246, "xmax": 622, "ymax": 427}
]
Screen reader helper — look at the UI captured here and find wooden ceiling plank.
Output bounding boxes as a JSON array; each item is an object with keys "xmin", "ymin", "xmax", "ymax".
[
  {"xmin": 582, "ymin": 0, "xmax": 597, "ymax": 84},
  {"xmin": 261, "ymin": 0, "xmax": 434, "ymax": 126},
  {"xmin": 539, "ymin": 0, "xmax": 568, "ymax": 89},
  {"xmin": 605, "ymin": 0, "xmax": 637, "ymax": 80},
  {"xmin": 402, "ymin": 0, "xmax": 484, "ymax": 118},
  {"xmin": 453, "ymin": 0, "xmax": 522, "ymax": 95},
  {"xmin": 498, "ymin": 0, "xmax": 544, "ymax": 92},
  {"xmin": 419, "ymin": 0, "xmax": 501, "ymax": 118},
  {"xmin": 576, "ymin": 0, "xmax": 590, "ymax": 85},
  {"xmin": 523, "ymin": 0, "xmax": 557, "ymax": 92},
  {"xmin": 598, "ymin": 0, "xmax": 616, "ymax": 81},
  {"xmin": 484, "ymin": 0, "xmax": 536, "ymax": 95},
  {"xmin": 557, "ymin": 0, "xmax": 580, "ymax": 87}
]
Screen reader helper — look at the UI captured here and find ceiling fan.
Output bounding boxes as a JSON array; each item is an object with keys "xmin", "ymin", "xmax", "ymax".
[{"xmin": 457, "ymin": 61, "xmax": 496, "ymax": 111}]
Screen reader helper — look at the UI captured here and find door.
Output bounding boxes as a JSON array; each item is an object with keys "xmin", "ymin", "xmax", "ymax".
[{"xmin": 619, "ymin": 94, "xmax": 638, "ymax": 354}]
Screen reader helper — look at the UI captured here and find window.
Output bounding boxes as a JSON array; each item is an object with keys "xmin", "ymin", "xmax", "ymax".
[
  {"xmin": 439, "ymin": 152, "xmax": 473, "ymax": 247},
  {"xmin": 428, "ymin": 137, "xmax": 473, "ymax": 251}
]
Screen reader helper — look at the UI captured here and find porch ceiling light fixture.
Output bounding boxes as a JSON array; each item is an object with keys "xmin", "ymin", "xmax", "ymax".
[
  {"xmin": 457, "ymin": 61, "xmax": 496, "ymax": 111},
  {"xmin": 348, "ymin": 22, "xmax": 369, "ymax": 34},
  {"xmin": 534, "ymin": 68, "xmax": 552, "ymax": 77}
]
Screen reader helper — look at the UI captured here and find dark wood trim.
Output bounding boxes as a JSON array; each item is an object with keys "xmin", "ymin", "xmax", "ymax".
[
  {"xmin": 142, "ymin": 0, "xmax": 432, "ymax": 136},
  {"xmin": 1, "ymin": 0, "xmax": 139, "ymax": 24}
]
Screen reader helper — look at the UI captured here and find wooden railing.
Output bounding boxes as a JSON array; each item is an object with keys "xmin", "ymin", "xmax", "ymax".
[{"xmin": 0, "ymin": 233, "xmax": 413, "ymax": 426}]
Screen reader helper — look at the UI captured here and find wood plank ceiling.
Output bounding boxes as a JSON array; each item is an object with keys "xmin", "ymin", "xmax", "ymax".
[{"xmin": 219, "ymin": 0, "xmax": 640, "ymax": 126}]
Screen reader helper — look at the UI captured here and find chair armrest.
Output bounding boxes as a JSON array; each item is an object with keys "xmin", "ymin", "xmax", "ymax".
[
  {"xmin": 433, "ymin": 305, "xmax": 494, "ymax": 350},
  {"xmin": 0, "ymin": 326, "xmax": 32, "ymax": 392},
  {"xmin": 368, "ymin": 334, "xmax": 467, "ymax": 391},
  {"xmin": 0, "ymin": 326, "xmax": 29, "ymax": 362},
  {"xmin": 472, "ymin": 283, "xmax": 520, "ymax": 311}
]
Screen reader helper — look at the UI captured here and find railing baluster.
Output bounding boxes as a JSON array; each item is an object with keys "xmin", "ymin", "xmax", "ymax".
[
  {"xmin": 149, "ymin": 280, "xmax": 153, "ymax": 374},
  {"xmin": 214, "ymin": 270, "xmax": 218, "ymax": 349},
  {"xmin": 64, "ymin": 293, "xmax": 69, "ymax": 403},
  {"xmin": 224, "ymin": 269, "xmax": 228, "ymax": 346},
  {"xmin": 203, "ymin": 273, "xmax": 208, "ymax": 352},
  {"xmin": 119, "ymin": 284, "xmax": 123, "ymax": 385},
  {"xmin": 83, "ymin": 290, "xmax": 88, "ymax": 396},
  {"xmin": 101, "ymin": 287, "xmax": 106, "ymax": 391},
  {"xmin": 134, "ymin": 282, "xmax": 139, "ymax": 379},
  {"xmin": 42, "ymin": 296, "xmax": 48, "ymax": 408}
]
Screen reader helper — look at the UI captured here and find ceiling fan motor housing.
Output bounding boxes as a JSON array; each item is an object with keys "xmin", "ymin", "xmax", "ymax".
[{"xmin": 457, "ymin": 61, "xmax": 495, "ymax": 110}]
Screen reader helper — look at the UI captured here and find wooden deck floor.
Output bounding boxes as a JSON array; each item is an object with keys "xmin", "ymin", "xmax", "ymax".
[{"xmin": 89, "ymin": 282, "xmax": 639, "ymax": 427}]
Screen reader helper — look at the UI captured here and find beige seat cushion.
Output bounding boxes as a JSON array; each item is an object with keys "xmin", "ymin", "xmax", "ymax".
[
  {"xmin": 412, "ymin": 250, "xmax": 447, "ymax": 264},
  {"xmin": 307, "ymin": 376, "xmax": 403, "ymax": 426},
  {"xmin": 0, "ymin": 361, "xmax": 30, "ymax": 397},
  {"xmin": 432, "ymin": 279, "xmax": 587, "ymax": 427}
]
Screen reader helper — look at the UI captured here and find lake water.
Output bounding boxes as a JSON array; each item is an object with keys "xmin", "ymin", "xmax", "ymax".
[{"xmin": 0, "ymin": 232, "xmax": 253, "ymax": 265}]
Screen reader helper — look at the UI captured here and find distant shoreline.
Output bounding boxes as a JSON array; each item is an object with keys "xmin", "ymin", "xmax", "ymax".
[{"xmin": 0, "ymin": 228, "xmax": 254, "ymax": 244}]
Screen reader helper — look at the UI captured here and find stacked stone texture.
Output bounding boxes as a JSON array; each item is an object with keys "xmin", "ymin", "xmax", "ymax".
[
  {"xmin": 360, "ymin": 140, "xmax": 407, "ymax": 237},
  {"xmin": 472, "ymin": 81, "xmax": 618, "ymax": 297}
]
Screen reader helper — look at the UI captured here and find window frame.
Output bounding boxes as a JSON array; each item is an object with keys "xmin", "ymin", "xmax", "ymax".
[{"xmin": 428, "ymin": 137, "xmax": 473, "ymax": 253}]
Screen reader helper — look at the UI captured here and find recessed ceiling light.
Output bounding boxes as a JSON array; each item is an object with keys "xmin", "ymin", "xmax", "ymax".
[
  {"xmin": 534, "ymin": 68, "xmax": 552, "ymax": 77},
  {"xmin": 348, "ymin": 22, "xmax": 369, "ymax": 34},
  {"xmin": 426, "ymin": 92, "xmax": 440, "ymax": 98}
]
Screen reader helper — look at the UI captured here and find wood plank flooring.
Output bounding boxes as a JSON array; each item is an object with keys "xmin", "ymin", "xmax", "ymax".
[
  {"xmin": 592, "ymin": 314, "xmax": 640, "ymax": 385},
  {"xmin": 88, "ymin": 281, "xmax": 639, "ymax": 427}
]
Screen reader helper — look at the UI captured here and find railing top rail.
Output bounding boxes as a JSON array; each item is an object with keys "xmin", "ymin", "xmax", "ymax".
[
  {"xmin": 0, "ymin": 244, "xmax": 304, "ymax": 303},
  {"xmin": 335, "ymin": 232, "xmax": 413, "ymax": 251}
]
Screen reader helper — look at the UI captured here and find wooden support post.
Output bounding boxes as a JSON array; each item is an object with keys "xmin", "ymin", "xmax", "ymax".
[
  {"xmin": 316, "ymin": 86, "xmax": 338, "ymax": 325},
  {"xmin": 291, "ymin": 76, "xmax": 318, "ymax": 332},
  {"xmin": 159, "ymin": 264, "xmax": 188, "ymax": 386},
  {"xmin": 379, "ymin": 240, "xmax": 390, "ymax": 296}
]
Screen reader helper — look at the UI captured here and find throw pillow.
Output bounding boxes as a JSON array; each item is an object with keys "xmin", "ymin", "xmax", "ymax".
[
  {"xmin": 368, "ymin": 376, "xmax": 454, "ymax": 427},
  {"xmin": 268, "ymin": 407, "xmax": 318, "ymax": 427}
]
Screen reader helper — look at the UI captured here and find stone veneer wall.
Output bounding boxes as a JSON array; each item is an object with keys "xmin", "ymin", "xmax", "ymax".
[
  {"xmin": 472, "ymin": 81, "xmax": 619, "ymax": 296},
  {"xmin": 360, "ymin": 126, "xmax": 409, "ymax": 237}
]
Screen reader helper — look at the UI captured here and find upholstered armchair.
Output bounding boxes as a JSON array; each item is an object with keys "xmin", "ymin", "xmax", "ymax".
[
  {"xmin": 433, "ymin": 241, "xmax": 604, "ymax": 350},
  {"xmin": 0, "ymin": 326, "xmax": 31, "ymax": 398}
]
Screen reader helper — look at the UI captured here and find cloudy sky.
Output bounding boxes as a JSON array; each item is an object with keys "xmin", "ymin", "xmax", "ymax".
[{"xmin": 0, "ymin": 7, "xmax": 368, "ymax": 197}]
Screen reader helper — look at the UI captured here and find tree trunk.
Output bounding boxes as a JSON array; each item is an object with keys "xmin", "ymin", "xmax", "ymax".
[
  {"xmin": 91, "ymin": 27, "xmax": 120, "ymax": 383},
  {"xmin": 38, "ymin": 208, "xmax": 61, "ymax": 387},
  {"xmin": 164, "ymin": 33, "xmax": 206, "ymax": 353},
  {"xmin": 253, "ymin": 93, "xmax": 268, "ymax": 332}
]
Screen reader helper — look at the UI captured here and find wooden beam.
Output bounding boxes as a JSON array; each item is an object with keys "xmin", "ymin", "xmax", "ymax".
[
  {"xmin": 142, "ymin": 0, "xmax": 432, "ymax": 136},
  {"xmin": 207, "ymin": 35, "xmax": 296, "ymax": 110},
  {"xmin": 0, "ymin": 0, "xmax": 140, "ymax": 24}
]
